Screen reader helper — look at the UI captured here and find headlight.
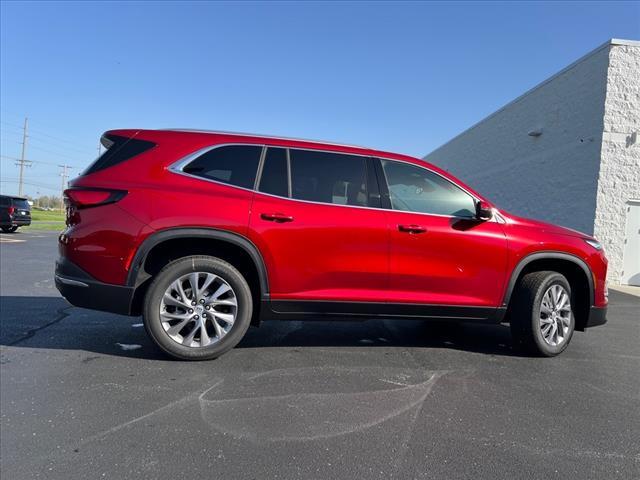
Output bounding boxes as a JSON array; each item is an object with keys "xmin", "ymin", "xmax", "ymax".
[{"xmin": 585, "ymin": 239, "xmax": 602, "ymax": 250}]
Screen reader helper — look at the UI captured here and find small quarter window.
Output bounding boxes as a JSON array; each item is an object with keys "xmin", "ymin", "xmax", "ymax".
[
  {"xmin": 83, "ymin": 134, "xmax": 156, "ymax": 175},
  {"xmin": 183, "ymin": 145, "xmax": 262, "ymax": 189}
]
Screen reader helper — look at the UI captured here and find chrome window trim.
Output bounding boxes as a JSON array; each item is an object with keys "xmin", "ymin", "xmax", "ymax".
[{"xmin": 168, "ymin": 143, "xmax": 496, "ymax": 221}]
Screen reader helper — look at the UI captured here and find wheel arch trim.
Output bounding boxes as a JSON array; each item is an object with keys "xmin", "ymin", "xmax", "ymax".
[
  {"xmin": 126, "ymin": 227, "xmax": 269, "ymax": 298},
  {"xmin": 502, "ymin": 251, "xmax": 594, "ymax": 307}
]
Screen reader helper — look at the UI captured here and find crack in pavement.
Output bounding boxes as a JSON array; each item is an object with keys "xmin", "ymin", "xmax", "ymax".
[{"xmin": 7, "ymin": 305, "xmax": 74, "ymax": 346}]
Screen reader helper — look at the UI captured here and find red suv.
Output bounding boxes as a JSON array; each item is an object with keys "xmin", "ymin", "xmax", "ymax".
[{"xmin": 55, "ymin": 129, "xmax": 608, "ymax": 360}]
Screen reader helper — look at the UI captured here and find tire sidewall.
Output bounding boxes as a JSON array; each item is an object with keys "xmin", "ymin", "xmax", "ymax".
[
  {"xmin": 530, "ymin": 274, "xmax": 575, "ymax": 356},
  {"xmin": 143, "ymin": 256, "xmax": 252, "ymax": 360}
]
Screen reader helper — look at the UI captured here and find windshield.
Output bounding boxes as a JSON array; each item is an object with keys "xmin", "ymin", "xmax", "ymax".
[{"xmin": 12, "ymin": 198, "xmax": 30, "ymax": 209}]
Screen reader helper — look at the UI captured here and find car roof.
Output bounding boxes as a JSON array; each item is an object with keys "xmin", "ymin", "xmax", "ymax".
[
  {"xmin": 0, "ymin": 195, "xmax": 28, "ymax": 200},
  {"xmin": 114, "ymin": 128, "xmax": 422, "ymax": 164}
]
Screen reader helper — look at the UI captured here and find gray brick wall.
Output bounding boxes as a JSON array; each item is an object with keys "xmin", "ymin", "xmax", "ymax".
[
  {"xmin": 425, "ymin": 44, "xmax": 610, "ymax": 235},
  {"xmin": 594, "ymin": 44, "xmax": 640, "ymax": 283},
  {"xmin": 424, "ymin": 40, "xmax": 640, "ymax": 284}
]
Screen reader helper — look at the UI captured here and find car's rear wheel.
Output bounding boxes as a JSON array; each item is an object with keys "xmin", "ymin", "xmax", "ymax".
[
  {"xmin": 143, "ymin": 255, "xmax": 253, "ymax": 360},
  {"xmin": 2, "ymin": 226, "xmax": 18, "ymax": 233},
  {"xmin": 510, "ymin": 271, "xmax": 575, "ymax": 357}
]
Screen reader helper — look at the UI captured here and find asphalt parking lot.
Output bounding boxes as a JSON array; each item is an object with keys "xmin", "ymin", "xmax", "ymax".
[{"xmin": 1, "ymin": 230, "xmax": 639, "ymax": 479}]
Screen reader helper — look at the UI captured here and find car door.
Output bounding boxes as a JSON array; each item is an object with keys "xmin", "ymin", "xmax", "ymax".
[
  {"xmin": 248, "ymin": 147, "xmax": 389, "ymax": 311},
  {"xmin": 378, "ymin": 158, "xmax": 508, "ymax": 309}
]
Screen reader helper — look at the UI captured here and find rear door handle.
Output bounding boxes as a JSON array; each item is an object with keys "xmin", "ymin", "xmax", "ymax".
[
  {"xmin": 398, "ymin": 224, "xmax": 427, "ymax": 234},
  {"xmin": 261, "ymin": 212, "xmax": 294, "ymax": 223}
]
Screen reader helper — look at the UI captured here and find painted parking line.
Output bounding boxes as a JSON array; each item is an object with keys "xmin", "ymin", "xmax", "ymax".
[{"xmin": 0, "ymin": 236, "xmax": 26, "ymax": 243}]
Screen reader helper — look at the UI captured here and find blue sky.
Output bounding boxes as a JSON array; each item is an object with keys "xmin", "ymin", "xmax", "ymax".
[{"xmin": 1, "ymin": 1, "xmax": 638, "ymax": 197}]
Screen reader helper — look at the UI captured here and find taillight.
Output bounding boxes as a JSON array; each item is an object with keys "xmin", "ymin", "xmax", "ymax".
[
  {"xmin": 7, "ymin": 206, "xmax": 15, "ymax": 215},
  {"xmin": 64, "ymin": 188, "xmax": 127, "ymax": 209}
]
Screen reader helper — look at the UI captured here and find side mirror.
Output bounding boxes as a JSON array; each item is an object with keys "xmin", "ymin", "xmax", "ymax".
[{"xmin": 475, "ymin": 200, "xmax": 493, "ymax": 221}]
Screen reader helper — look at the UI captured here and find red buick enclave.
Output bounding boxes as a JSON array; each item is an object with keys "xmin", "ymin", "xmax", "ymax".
[{"xmin": 55, "ymin": 129, "xmax": 608, "ymax": 359}]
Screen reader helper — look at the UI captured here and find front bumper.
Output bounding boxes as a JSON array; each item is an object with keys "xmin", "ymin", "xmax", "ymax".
[
  {"xmin": 55, "ymin": 257, "xmax": 135, "ymax": 316},
  {"xmin": 585, "ymin": 306, "xmax": 607, "ymax": 328}
]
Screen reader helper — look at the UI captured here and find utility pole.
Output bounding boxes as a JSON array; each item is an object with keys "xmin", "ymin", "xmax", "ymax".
[
  {"xmin": 59, "ymin": 164, "xmax": 72, "ymax": 212},
  {"xmin": 16, "ymin": 117, "xmax": 31, "ymax": 197},
  {"xmin": 97, "ymin": 140, "xmax": 102, "ymax": 157}
]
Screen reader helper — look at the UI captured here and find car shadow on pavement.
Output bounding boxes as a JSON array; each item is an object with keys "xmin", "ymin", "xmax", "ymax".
[
  {"xmin": 239, "ymin": 317, "xmax": 519, "ymax": 357},
  {"xmin": 0, "ymin": 296, "xmax": 166, "ymax": 360},
  {"xmin": 0, "ymin": 295, "xmax": 521, "ymax": 360}
]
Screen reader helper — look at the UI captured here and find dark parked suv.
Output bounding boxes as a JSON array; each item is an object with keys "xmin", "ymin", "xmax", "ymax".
[
  {"xmin": 1, "ymin": 195, "xmax": 31, "ymax": 232},
  {"xmin": 55, "ymin": 129, "xmax": 608, "ymax": 360}
]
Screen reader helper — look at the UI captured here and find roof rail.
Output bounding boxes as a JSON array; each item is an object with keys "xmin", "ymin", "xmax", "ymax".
[{"xmin": 160, "ymin": 129, "xmax": 368, "ymax": 149}]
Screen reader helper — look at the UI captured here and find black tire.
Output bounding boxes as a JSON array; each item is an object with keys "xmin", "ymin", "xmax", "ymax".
[
  {"xmin": 143, "ymin": 255, "xmax": 253, "ymax": 360},
  {"xmin": 509, "ymin": 271, "xmax": 575, "ymax": 357},
  {"xmin": 2, "ymin": 226, "xmax": 18, "ymax": 233}
]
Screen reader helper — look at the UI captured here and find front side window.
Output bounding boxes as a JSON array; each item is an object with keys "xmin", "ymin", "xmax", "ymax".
[
  {"xmin": 183, "ymin": 145, "xmax": 262, "ymax": 189},
  {"xmin": 381, "ymin": 160, "xmax": 476, "ymax": 217},
  {"xmin": 290, "ymin": 149, "xmax": 368, "ymax": 207}
]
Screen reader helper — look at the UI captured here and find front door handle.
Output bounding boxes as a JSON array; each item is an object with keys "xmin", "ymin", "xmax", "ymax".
[
  {"xmin": 261, "ymin": 212, "xmax": 294, "ymax": 223},
  {"xmin": 398, "ymin": 224, "xmax": 427, "ymax": 234}
]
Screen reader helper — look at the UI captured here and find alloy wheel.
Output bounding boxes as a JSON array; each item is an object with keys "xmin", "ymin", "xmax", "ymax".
[
  {"xmin": 539, "ymin": 284, "xmax": 572, "ymax": 347},
  {"xmin": 159, "ymin": 271, "xmax": 237, "ymax": 347}
]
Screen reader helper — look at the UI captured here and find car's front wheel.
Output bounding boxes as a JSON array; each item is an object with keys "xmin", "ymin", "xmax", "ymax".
[
  {"xmin": 510, "ymin": 271, "xmax": 575, "ymax": 357},
  {"xmin": 1, "ymin": 226, "xmax": 18, "ymax": 233},
  {"xmin": 143, "ymin": 255, "xmax": 253, "ymax": 360}
]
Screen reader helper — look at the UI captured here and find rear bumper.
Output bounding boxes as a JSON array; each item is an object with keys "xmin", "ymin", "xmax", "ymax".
[
  {"xmin": 54, "ymin": 257, "xmax": 135, "ymax": 315},
  {"xmin": 585, "ymin": 305, "xmax": 607, "ymax": 328},
  {"xmin": 1, "ymin": 217, "xmax": 31, "ymax": 227}
]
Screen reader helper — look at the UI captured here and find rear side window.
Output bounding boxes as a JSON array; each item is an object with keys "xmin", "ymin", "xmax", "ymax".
[
  {"xmin": 0, "ymin": 197, "xmax": 9, "ymax": 207},
  {"xmin": 258, "ymin": 147, "xmax": 289, "ymax": 197},
  {"xmin": 183, "ymin": 145, "xmax": 262, "ymax": 189},
  {"xmin": 83, "ymin": 134, "xmax": 156, "ymax": 175},
  {"xmin": 289, "ymin": 149, "xmax": 369, "ymax": 207}
]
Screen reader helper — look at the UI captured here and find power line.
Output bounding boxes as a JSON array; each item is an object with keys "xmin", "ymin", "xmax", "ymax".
[
  {"xmin": 0, "ymin": 179, "xmax": 59, "ymax": 190},
  {"xmin": 1, "ymin": 127, "xmax": 94, "ymax": 156},
  {"xmin": 28, "ymin": 126, "xmax": 95, "ymax": 152},
  {"xmin": 0, "ymin": 112, "xmax": 96, "ymax": 151},
  {"xmin": 0, "ymin": 154, "xmax": 72, "ymax": 168},
  {"xmin": 0, "ymin": 150, "xmax": 91, "ymax": 168},
  {"xmin": 27, "ymin": 143, "xmax": 88, "ymax": 161},
  {"xmin": 0, "ymin": 123, "xmax": 23, "ymax": 135},
  {"xmin": 0, "ymin": 120, "xmax": 24, "ymax": 130}
]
